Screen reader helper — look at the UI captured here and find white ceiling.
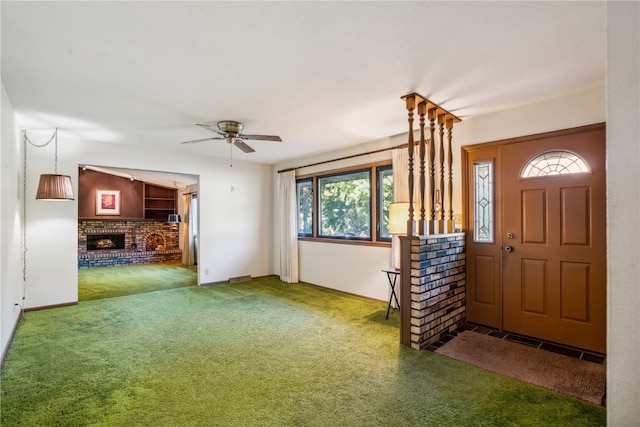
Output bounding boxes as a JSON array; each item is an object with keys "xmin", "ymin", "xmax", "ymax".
[{"xmin": 2, "ymin": 1, "xmax": 605, "ymax": 168}]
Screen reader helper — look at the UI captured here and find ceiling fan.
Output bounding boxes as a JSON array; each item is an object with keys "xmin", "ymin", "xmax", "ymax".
[{"xmin": 180, "ymin": 121, "xmax": 282, "ymax": 153}]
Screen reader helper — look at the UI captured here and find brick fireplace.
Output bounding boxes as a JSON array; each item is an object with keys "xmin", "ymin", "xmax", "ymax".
[{"xmin": 78, "ymin": 220, "xmax": 181, "ymax": 268}]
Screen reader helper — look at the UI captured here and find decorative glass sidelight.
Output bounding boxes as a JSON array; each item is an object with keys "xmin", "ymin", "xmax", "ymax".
[
  {"xmin": 521, "ymin": 150, "xmax": 590, "ymax": 178},
  {"xmin": 474, "ymin": 162, "xmax": 493, "ymax": 243}
]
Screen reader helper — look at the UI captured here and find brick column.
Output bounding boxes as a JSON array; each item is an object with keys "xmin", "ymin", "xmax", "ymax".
[{"xmin": 400, "ymin": 233, "xmax": 466, "ymax": 349}]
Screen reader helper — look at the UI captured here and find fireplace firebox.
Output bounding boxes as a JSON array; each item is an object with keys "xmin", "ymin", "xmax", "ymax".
[{"xmin": 87, "ymin": 233, "xmax": 126, "ymax": 251}]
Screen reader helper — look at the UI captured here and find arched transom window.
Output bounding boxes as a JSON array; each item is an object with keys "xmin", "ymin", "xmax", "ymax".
[{"xmin": 521, "ymin": 150, "xmax": 590, "ymax": 178}]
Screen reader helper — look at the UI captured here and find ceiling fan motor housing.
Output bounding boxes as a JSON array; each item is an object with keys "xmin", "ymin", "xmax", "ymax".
[
  {"xmin": 181, "ymin": 121, "xmax": 279, "ymax": 154},
  {"xmin": 218, "ymin": 121, "xmax": 243, "ymax": 135}
]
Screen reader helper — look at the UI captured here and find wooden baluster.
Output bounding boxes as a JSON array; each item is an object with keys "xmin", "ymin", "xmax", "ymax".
[
  {"xmin": 402, "ymin": 93, "xmax": 461, "ymax": 235},
  {"xmin": 428, "ymin": 108, "xmax": 437, "ymax": 234},
  {"xmin": 418, "ymin": 101, "xmax": 427, "ymax": 235},
  {"xmin": 446, "ymin": 117, "xmax": 455, "ymax": 233},
  {"xmin": 405, "ymin": 96, "xmax": 416, "ymax": 236},
  {"xmin": 438, "ymin": 114, "xmax": 446, "ymax": 233}
]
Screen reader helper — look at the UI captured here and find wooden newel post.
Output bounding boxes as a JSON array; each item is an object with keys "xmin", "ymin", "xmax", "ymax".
[
  {"xmin": 399, "ymin": 235, "xmax": 412, "ymax": 346},
  {"xmin": 437, "ymin": 113, "xmax": 446, "ymax": 233},
  {"xmin": 428, "ymin": 108, "xmax": 437, "ymax": 234},
  {"xmin": 446, "ymin": 118, "xmax": 455, "ymax": 233},
  {"xmin": 418, "ymin": 101, "xmax": 427, "ymax": 235},
  {"xmin": 405, "ymin": 96, "xmax": 416, "ymax": 236}
]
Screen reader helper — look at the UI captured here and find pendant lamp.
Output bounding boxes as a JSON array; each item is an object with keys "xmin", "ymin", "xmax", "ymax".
[
  {"xmin": 29, "ymin": 128, "xmax": 74, "ymax": 200},
  {"xmin": 36, "ymin": 174, "xmax": 74, "ymax": 200}
]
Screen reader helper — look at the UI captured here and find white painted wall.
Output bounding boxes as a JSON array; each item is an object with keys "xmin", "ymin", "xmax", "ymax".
[
  {"xmin": 606, "ymin": 2, "xmax": 640, "ymax": 424},
  {"xmin": 1, "ymin": 82, "xmax": 24, "ymax": 358},
  {"xmin": 299, "ymin": 241, "xmax": 392, "ymax": 301}
]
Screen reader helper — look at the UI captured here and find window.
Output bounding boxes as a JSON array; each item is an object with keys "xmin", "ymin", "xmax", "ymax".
[
  {"xmin": 473, "ymin": 161, "xmax": 494, "ymax": 243},
  {"xmin": 521, "ymin": 150, "xmax": 590, "ymax": 178},
  {"xmin": 318, "ymin": 169, "xmax": 371, "ymax": 239},
  {"xmin": 377, "ymin": 165, "xmax": 393, "ymax": 241},
  {"xmin": 296, "ymin": 162, "xmax": 392, "ymax": 244},
  {"xmin": 297, "ymin": 179, "xmax": 313, "ymax": 236}
]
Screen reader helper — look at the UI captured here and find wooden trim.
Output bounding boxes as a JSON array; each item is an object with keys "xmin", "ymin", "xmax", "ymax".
[
  {"xmin": 78, "ymin": 217, "xmax": 158, "ymax": 221},
  {"xmin": 199, "ymin": 280, "xmax": 230, "ymax": 287},
  {"xmin": 461, "ymin": 123, "xmax": 606, "ymax": 335},
  {"xmin": 401, "ymin": 92, "xmax": 461, "ymax": 123},
  {"xmin": 298, "ymin": 237, "xmax": 391, "ymax": 248},
  {"xmin": 296, "ymin": 160, "xmax": 392, "ymax": 181},
  {"xmin": 200, "ymin": 274, "xmax": 281, "ymax": 287},
  {"xmin": 460, "ymin": 123, "xmax": 605, "ymax": 241},
  {"xmin": 278, "ymin": 145, "xmax": 404, "ymax": 174},
  {"xmin": 297, "ymin": 280, "xmax": 388, "ymax": 304},
  {"xmin": 0, "ymin": 311, "xmax": 22, "ymax": 367},
  {"xmin": 24, "ymin": 301, "xmax": 78, "ymax": 312},
  {"xmin": 399, "ymin": 236, "xmax": 412, "ymax": 346},
  {"xmin": 461, "ymin": 123, "xmax": 606, "ymax": 153},
  {"xmin": 297, "ymin": 161, "xmax": 393, "ymax": 245}
]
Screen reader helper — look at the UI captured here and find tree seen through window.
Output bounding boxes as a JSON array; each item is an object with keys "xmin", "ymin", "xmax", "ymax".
[{"xmin": 319, "ymin": 170, "xmax": 371, "ymax": 239}]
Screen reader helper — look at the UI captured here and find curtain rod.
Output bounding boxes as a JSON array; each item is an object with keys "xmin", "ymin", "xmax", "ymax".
[{"xmin": 277, "ymin": 143, "xmax": 408, "ymax": 174}]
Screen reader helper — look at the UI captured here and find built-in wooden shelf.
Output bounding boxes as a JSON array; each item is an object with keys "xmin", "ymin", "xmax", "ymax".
[{"xmin": 143, "ymin": 183, "xmax": 177, "ymax": 220}]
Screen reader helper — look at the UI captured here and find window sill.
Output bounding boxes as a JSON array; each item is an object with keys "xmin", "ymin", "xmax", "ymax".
[{"xmin": 297, "ymin": 237, "xmax": 391, "ymax": 248}]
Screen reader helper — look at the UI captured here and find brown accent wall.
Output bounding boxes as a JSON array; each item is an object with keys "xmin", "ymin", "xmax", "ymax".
[{"xmin": 78, "ymin": 168, "xmax": 144, "ymax": 219}]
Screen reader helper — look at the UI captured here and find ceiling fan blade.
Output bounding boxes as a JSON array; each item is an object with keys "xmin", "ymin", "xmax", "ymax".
[
  {"xmin": 242, "ymin": 134, "xmax": 282, "ymax": 142},
  {"xmin": 233, "ymin": 139, "xmax": 255, "ymax": 153},
  {"xmin": 196, "ymin": 123, "xmax": 226, "ymax": 137},
  {"xmin": 180, "ymin": 137, "xmax": 221, "ymax": 144}
]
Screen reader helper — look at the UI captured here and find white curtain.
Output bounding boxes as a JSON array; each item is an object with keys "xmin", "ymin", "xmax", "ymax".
[
  {"xmin": 182, "ymin": 193, "xmax": 197, "ymax": 266},
  {"xmin": 279, "ymin": 170, "xmax": 299, "ymax": 283}
]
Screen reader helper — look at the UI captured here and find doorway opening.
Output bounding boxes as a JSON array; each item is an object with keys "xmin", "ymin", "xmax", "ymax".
[{"xmin": 77, "ymin": 165, "xmax": 199, "ymax": 301}]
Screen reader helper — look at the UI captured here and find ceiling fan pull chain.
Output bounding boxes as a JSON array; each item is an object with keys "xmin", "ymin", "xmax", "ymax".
[{"xmin": 230, "ymin": 141, "xmax": 233, "ymax": 167}]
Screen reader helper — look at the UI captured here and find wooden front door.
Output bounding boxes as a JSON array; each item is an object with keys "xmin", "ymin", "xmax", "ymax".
[{"xmin": 464, "ymin": 124, "xmax": 606, "ymax": 353}]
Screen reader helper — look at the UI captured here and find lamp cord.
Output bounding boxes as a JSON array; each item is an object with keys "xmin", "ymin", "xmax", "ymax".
[
  {"xmin": 21, "ymin": 128, "xmax": 59, "ymax": 314},
  {"xmin": 22, "ymin": 132, "xmax": 28, "ymax": 285},
  {"xmin": 20, "ymin": 132, "xmax": 29, "ymax": 316}
]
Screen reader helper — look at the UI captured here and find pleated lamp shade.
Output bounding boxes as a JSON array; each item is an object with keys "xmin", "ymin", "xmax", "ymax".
[{"xmin": 36, "ymin": 174, "xmax": 75, "ymax": 200}]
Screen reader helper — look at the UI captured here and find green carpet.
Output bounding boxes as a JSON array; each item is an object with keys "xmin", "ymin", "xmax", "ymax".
[
  {"xmin": 1, "ymin": 278, "xmax": 605, "ymax": 426},
  {"xmin": 78, "ymin": 262, "xmax": 197, "ymax": 301}
]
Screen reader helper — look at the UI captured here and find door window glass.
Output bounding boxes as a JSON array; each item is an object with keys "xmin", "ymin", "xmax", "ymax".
[
  {"xmin": 474, "ymin": 162, "xmax": 494, "ymax": 243},
  {"xmin": 521, "ymin": 150, "xmax": 590, "ymax": 178}
]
